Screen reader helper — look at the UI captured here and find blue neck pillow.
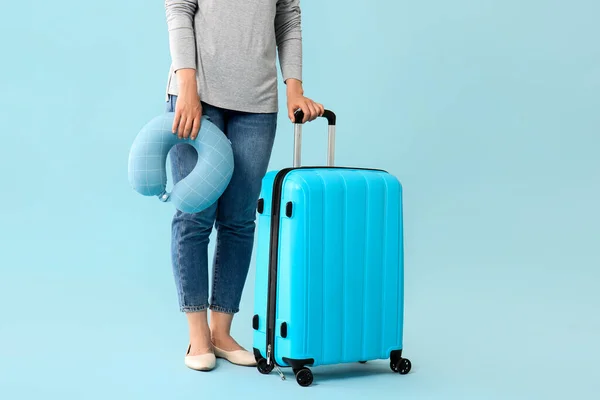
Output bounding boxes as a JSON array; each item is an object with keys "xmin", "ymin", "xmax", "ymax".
[{"xmin": 128, "ymin": 113, "xmax": 234, "ymax": 213}]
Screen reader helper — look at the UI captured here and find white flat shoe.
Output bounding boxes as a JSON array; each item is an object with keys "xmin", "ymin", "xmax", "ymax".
[
  {"xmin": 184, "ymin": 344, "xmax": 216, "ymax": 371},
  {"xmin": 213, "ymin": 346, "xmax": 257, "ymax": 366}
]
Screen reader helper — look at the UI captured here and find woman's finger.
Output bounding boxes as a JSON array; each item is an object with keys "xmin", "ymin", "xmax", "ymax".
[
  {"xmin": 300, "ymin": 102, "xmax": 311, "ymax": 123},
  {"xmin": 303, "ymin": 101, "xmax": 315, "ymax": 121},
  {"xmin": 183, "ymin": 115, "xmax": 194, "ymax": 139},
  {"xmin": 190, "ymin": 115, "xmax": 201, "ymax": 140},
  {"xmin": 172, "ymin": 109, "xmax": 181, "ymax": 133},
  {"xmin": 178, "ymin": 116, "xmax": 187, "ymax": 138},
  {"xmin": 288, "ymin": 105, "xmax": 298, "ymax": 123},
  {"xmin": 307, "ymin": 101, "xmax": 319, "ymax": 121},
  {"xmin": 317, "ymin": 103, "xmax": 325, "ymax": 116}
]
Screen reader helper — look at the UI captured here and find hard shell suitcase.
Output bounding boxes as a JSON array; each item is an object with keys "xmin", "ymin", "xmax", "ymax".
[{"xmin": 252, "ymin": 110, "xmax": 411, "ymax": 386}]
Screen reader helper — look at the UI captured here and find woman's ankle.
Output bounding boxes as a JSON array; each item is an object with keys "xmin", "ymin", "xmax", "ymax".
[
  {"xmin": 187, "ymin": 334, "xmax": 213, "ymax": 356},
  {"xmin": 211, "ymin": 331, "xmax": 244, "ymax": 351},
  {"xmin": 186, "ymin": 311, "xmax": 213, "ymax": 355}
]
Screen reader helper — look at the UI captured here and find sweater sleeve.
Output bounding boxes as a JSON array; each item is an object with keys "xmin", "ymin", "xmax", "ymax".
[
  {"xmin": 275, "ymin": 0, "xmax": 303, "ymax": 82},
  {"xmin": 165, "ymin": 0, "xmax": 198, "ymax": 72}
]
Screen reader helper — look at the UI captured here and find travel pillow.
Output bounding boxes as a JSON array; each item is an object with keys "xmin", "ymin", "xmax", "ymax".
[{"xmin": 128, "ymin": 112, "xmax": 234, "ymax": 213}]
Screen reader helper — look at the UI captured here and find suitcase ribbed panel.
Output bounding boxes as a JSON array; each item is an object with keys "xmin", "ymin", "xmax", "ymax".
[{"xmin": 267, "ymin": 168, "xmax": 404, "ymax": 367}]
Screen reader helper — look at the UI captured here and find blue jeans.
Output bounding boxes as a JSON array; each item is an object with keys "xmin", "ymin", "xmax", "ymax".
[{"xmin": 166, "ymin": 95, "xmax": 277, "ymax": 314}]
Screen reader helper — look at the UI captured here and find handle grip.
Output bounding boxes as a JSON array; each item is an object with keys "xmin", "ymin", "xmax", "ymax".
[{"xmin": 294, "ymin": 109, "xmax": 336, "ymax": 125}]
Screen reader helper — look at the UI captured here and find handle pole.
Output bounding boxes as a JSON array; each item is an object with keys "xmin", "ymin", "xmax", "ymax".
[
  {"xmin": 293, "ymin": 109, "xmax": 337, "ymax": 168},
  {"xmin": 293, "ymin": 124, "xmax": 302, "ymax": 168},
  {"xmin": 327, "ymin": 125, "xmax": 335, "ymax": 166}
]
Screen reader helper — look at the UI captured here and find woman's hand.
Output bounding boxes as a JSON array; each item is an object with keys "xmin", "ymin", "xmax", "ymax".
[
  {"xmin": 172, "ymin": 69, "xmax": 203, "ymax": 140},
  {"xmin": 286, "ymin": 79, "xmax": 324, "ymax": 123}
]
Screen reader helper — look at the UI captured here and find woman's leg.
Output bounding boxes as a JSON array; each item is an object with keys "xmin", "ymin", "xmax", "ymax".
[
  {"xmin": 208, "ymin": 110, "xmax": 278, "ymax": 350},
  {"xmin": 168, "ymin": 95, "xmax": 227, "ymax": 356}
]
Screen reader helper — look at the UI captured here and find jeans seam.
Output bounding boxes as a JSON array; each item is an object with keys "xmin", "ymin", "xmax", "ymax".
[
  {"xmin": 181, "ymin": 305, "xmax": 209, "ymax": 313},
  {"xmin": 209, "ymin": 304, "xmax": 238, "ymax": 314},
  {"xmin": 175, "ymin": 114, "xmax": 186, "ymax": 308},
  {"xmin": 212, "ymin": 236, "xmax": 221, "ymax": 304},
  {"xmin": 176, "ymin": 222, "xmax": 185, "ymax": 308}
]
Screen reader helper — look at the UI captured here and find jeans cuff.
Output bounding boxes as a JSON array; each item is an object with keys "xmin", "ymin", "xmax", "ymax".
[
  {"xmin": 180, "ymin": 305, "xmax": 209, "ymax": 313},
  {"xmin": 209, "ymin": 304, "xmax": 239, "ymax": 314}
]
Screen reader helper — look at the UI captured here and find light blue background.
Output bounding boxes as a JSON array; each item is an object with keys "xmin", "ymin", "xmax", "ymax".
[{"xmin": 1, "ymin": 1, "xmax": 598, "ymax": 399}]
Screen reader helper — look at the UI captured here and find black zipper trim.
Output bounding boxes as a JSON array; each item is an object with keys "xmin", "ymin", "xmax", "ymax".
[
  {"xmin": 265, "ymin": 165, "xmax": 387, "ymax": 367},
  {"xmin": 266, "ymin": 167, "xmax": 294, "ymax": 365}
]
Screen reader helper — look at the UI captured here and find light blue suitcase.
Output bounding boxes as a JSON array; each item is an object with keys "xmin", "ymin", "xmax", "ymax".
[{"xmin": 252, "ymin": 110, "xmax": 411, "ymax": 386}]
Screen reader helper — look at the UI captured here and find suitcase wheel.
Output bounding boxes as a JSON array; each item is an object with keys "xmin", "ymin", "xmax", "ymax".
[
  {"xmin": 257, "ymin": 358, "xmax": 274, "ymax": 375},
  {"xmin": 390, "ymin": 358, "xmax": 412, "ymax": 375},
  {"xmin": 294, "ymin": 367, "xmax": 313, "ymax": 387},
  {"xmin": 390, "ymin": 350, "xmax": 411, "ymax": 375}
]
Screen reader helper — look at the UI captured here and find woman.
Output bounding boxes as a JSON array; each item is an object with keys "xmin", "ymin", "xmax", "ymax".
[{"xmin": 164, "ymin": 0, "xmax": 323, "ymax": 371}]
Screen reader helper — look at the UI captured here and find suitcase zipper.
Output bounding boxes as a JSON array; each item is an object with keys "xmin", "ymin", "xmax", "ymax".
[
  {"xmin": 267, "ymin": 344, "xmax": 286, "ymax": 380},
  {"xmin": 265, "ymin": 167, "xmax": 294, "ymax": 373}
]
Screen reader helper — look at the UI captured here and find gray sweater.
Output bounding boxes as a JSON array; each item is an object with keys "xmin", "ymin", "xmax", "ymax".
[{"xmin": 165, "ymin": 0, "xmax": 303, "ymax": 113}]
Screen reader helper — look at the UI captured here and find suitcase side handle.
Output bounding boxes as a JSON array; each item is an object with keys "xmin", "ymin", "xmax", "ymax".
[{"xmin": 292, "ymin": 109, "xmax": 337, "ymax": 168}]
